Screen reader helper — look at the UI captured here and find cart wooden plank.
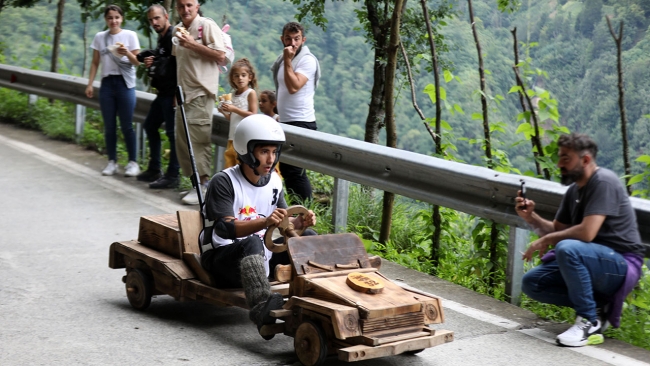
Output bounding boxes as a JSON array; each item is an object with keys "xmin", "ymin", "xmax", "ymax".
[
  {"xmin": 288, "ymin": 234, "xmax": 371, "ymax": 276},
  {"xmin": 304, "ymin": 275, "xmax": 422, "ymax": 319},
  {"xmin": 338, "ymin": 329, "xmax": 454, "ymax": 362},
  {"xmin": 284, "ymin": 296, "xmax": 362, "ymax": 339},
  {"xmin": 138, "ymin": 214, "xmax": 182, "ymax": 258}
]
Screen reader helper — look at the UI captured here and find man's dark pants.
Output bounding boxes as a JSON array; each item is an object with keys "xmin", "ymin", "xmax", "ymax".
[
  {"xmin": 280, "ymin": 121, "xmax": 317, "ymax": 202},
  {"xmin": 201, "ymin": 229, "xmax": 317, "ymax": 288},
  {"xmin": 144, "ymin": 93, "xmax": 179, "ymax": 177}
]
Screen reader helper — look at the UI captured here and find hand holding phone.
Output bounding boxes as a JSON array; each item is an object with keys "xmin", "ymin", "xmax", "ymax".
[{"xmin": 520, "ymin": 181, "xmax": 527, "ymax": 210}]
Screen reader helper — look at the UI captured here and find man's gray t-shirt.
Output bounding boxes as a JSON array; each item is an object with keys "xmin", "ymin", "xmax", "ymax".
[{"xmin": 555, "ymin": 168, "xmax": 644, "ymax": 255}]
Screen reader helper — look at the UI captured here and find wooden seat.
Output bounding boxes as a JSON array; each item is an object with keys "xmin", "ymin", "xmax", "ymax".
[{"xmin": 177, "ymin": 211, "xmax": 217, "ymax": 287}]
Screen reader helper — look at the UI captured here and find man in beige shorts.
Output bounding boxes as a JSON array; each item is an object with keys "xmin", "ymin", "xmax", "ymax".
[{"xmin": 173, "ymin": 0, "xmax": 227, "ymax": 204}]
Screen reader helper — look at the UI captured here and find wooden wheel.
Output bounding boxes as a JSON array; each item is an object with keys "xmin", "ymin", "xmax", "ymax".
[
  {"xmin": 264, "ymin": 205, "xmax": 309, "ymax": 253},
  {"xmin": 125, "ymin": 269, "xmax": 153, "ymax": 310},
  {"xmin": 294, "ymin": 320, "xmax": 327, "ymax": 366}
]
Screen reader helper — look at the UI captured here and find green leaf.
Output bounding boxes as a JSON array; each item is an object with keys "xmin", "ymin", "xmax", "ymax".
[
  {"xmin": 441, "ymin": 120, "xmax": 452, "ymax": 130},
  {"xmin": 508, "ymin": 86, "xmax": 522, "ymax": 94},
  {"xmin": 453, "ymin": 104, "xmax": 465, "ymax": 114},
  {"xmin": 636, "ymin": 155, "xmax": 650, "ymax": 164},
  {"xmin": 628, "ymin": 174, "xmax": 645, "ymax": 186},
  {"xmin": 484, "ymin": 69, "xmax": 492, "ymax": 75},
  {"xmin": 439, "ymin": 87, "xmax": 447, "ymax": 101},
  {"xmin": 471, "ymin": 112, "xmax": 483, "ymax": 120},
  {"xmin": 444, "ymin": 69, "xmax": 453, "ymax": 83},
  {"xmin": 516, "ymin": 122, "xmax": 533, "ymax": 134}
]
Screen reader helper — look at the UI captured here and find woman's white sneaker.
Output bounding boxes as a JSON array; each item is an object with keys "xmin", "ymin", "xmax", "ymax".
[
  {"xmin": 102, "ymin": 160, "xmax": 118, "ymax": 176},
  {"xmin": 124, "ymin": 161, "xmax": 141, "ymax": 177}
]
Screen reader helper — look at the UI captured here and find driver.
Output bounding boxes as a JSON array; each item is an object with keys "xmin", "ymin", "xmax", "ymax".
[{"xmin": 200, "ymin": 114, "xmax": 317, "ymax": 331}]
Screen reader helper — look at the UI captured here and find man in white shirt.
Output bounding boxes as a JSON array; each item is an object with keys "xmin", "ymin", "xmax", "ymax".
[
  {"xmin": 271, "ymin": 22, "xmax": 321, "ymax": 203},
  {"xmin": 173, "ymin": 0, "xmax": 226, "ymax": 205}
]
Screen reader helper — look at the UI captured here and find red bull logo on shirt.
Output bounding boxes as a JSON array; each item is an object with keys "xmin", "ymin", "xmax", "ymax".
[{"xmin": 238, "ymin": 205, "xmax": 257, "ymax": 216}]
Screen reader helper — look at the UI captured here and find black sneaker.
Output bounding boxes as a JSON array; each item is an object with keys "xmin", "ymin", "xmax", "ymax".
[
  {"xmin": 249, "ymin": 293, "xmax": 284, "ymax": 327},
  {"xmin": 149, "ymin": 175, "xmax": 180, "ymax": 189},
  {"xmin": 137, "ymin": 169, "xmax": 163, "ymax": 182}
]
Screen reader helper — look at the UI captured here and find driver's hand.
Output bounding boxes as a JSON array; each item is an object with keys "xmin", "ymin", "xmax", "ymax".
[
  {"xmin": 291, "ymin": 210, "xmax": 316, "ymax": 230},
  {"xmin": 265, "ymin": 208, "xmax": 287, "ymax": 228}
]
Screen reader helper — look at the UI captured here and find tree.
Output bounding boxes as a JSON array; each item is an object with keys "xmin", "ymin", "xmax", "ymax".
[{"xmin": 0, "ymin": 0, "xmax": 38, "ymax": 15}]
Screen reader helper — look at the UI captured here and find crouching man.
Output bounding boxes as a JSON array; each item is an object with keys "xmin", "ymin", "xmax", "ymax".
[
  {"xmin": 200, "ymin": 114, "xmax": 317, "ymax": 331},
  {"xmin": 515, "ymin": 133, "xmax": 645, "ymax": 347}
]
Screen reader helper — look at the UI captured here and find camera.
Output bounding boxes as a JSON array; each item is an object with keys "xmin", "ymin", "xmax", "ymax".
[{"xmin": 136, "ymin": 49, "xmax": 156, "ymax": 63}]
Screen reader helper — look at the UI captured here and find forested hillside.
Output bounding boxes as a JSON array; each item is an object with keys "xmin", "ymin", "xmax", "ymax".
[{"xmin": 1, "ymin": 0, "xmax": 650, "ymax": 178}]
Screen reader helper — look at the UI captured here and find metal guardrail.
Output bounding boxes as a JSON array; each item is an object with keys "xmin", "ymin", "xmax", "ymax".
[{"xmin": 1, "ymin": 64, "xmax": 648, "ymax": 303}]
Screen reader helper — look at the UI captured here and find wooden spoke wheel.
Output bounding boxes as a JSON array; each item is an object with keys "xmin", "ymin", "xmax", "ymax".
[
  {"xmin": 125, "ymin": 269, "xmax": 153, "ymax": 310},
  {"xmin": 294, "ymin": 320, "xmax": 327, "ymax": 366},
  {"xmin": 264, "ymin": 205, "xmax": 309, "ymax": 253}
]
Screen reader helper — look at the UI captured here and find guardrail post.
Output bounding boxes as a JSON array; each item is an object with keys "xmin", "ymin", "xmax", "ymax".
[
  {"xmin": 28, "ymin": 94, "xmax": 38, "ymax": 105},
  {"xmin": 332, "ymin": 178, "xmax": 350, "ymax": 233},
  {"xmin": 214, "ymin": 145, "xmax": 225, "ymax": 174},
  {"xmin": 505, "ymin": 226, "xmax": 529, "ymax": 305},
  {"xmin": 135, "ymin": 123, "xmax": 145, "ymax": 163},
  {"xmin": 75, "ymin": 104, "xmax": 85, "ymax": 143}
]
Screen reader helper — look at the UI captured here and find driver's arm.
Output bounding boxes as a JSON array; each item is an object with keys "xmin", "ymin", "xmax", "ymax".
[{"xmin": 227, "ymin": 208, "xmax": 287, "ymax": 238}]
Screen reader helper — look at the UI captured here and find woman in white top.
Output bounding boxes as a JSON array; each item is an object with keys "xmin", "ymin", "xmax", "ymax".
[{"xmin": 85, "ymin": 4, "xmax": 141, "ymax": 177}]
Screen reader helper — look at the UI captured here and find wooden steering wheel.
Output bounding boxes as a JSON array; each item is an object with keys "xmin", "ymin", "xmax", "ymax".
[{"xmin": 264, "ymin": 205, "xmax": 310, "ymax": 253}]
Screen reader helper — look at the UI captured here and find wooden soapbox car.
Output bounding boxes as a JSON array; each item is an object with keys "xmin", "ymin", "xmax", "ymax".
[{"xmin": 109, "ymin": 206, "xmax": 453, "ymax": 365}]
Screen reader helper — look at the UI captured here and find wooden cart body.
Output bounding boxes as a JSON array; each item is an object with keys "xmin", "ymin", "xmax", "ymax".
[{"xmin": 109, "ymin": 212, "xmax": 453, "ymax": 364}]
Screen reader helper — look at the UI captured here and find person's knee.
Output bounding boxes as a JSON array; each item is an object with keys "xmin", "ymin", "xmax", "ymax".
[
  {"xmin": 521, "ymin": 271, "xmax": 536, "ymax": 297},
  {"xmin": 239, "ymin": 236, "xmax": 265, "ymax": 257},
  {"xmin": 555, "ymin": 239, "xmax": 584, "ymax": 260}
]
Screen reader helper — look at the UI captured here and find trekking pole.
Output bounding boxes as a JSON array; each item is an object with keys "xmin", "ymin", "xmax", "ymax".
[{"xmin": 176, "ymin": 85, "xmax": 205, "ymax": 213}]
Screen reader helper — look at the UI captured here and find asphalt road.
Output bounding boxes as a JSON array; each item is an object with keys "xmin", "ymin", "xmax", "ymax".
[{"xmin": 1, "ymin": 122, "xmax": 649, "ymax": 366}]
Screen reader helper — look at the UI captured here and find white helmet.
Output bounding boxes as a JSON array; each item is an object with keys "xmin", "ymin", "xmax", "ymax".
[{"xmin": 233, "ymin": 114, "xmax": 285, "ymax": 170}]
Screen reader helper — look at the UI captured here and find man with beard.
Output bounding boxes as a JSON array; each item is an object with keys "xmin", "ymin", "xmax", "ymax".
[
  {"xmin": 173, "ymin": 0, "xmax": 226, "ymax": 205},
  {"xmin": 271, "ymin": 22, "xmax": 320, "ymax": 202},
  {"xmin": 515, "ymin": 133, "xmax": 645, "ymax": 347},
  {"xmin": 136, "ymin": 4, "xmax": 180, "ymax": 188}
]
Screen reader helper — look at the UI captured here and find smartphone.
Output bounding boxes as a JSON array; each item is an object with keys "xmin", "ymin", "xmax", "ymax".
[{"xmin": 520, "ymin": 181, "xmax": 527, "ymax": 210}]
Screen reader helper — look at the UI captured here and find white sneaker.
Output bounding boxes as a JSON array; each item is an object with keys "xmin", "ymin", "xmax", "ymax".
[
  {"xmin": 556, "ymin": 316, "xmax": 603, "ymax": 347},
  {"xmin": 102, "ymin": 160, "xmax": 118, "ymax": 176},
  {"xmin": 124, "ymin": 161, "xmax": 141, "ymax": 177},
  {"xmin": 181, "ymin": 186, "xmax": 207, "ymax": 205}
]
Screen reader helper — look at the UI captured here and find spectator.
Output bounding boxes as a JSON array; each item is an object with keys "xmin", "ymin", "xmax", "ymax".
[
  {"xmin": 136, "ymin": 4, "xmax": 180, "ymax": 189},
  {"xmin": 515, "ymin": 133, "xmax": 645, "ymax": 347},
  {"xmin": 259, "ymin": 90, "xmax": 279, "ymax": 121},
  {"xmin": 85, "ymin": 4, "xmax": 140, "ymax": 177},
  {"xmin": 173, "ymin": 0, "xmax": 227, "ymax": 205},
  {"xmin": 271, "ymin": 21, "xmax": 321, "ymax": 202},
  {"xmin": 218, "ymin": 58, "xmax": 259, "ymax": 169}
]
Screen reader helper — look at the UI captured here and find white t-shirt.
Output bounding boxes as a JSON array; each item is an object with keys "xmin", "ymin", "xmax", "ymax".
[
  {"xmin": 277, "ymin": 55, "xmax": 317, "ymax": 122},
  {"xmin": 228, "ymin": 88, "xmax": 253, "ymax": 140},
  {"xmin": 91, "ymin": 30, "xmax": 140, "ymax": 78}
]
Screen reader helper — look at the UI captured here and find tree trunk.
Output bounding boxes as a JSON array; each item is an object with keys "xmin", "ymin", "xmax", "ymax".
[
  {"xmin": 468, "ymin": 0, "xmax": 492, "ymax": 169},
  {"xmin": 378, "ymin": 0, "xmax": 405, "ymax": 244},
  {"xmin": 607, "ymin": 17, "xmax": 632, "ymax": 195},
  {"xmin": 468, "ymin": 0, "xmax": 499, "ymax": 284},
  {"xmin": 50, "ymin": 0, "xmax": 65, "ymax": 74},
  {"xmin": 363, "ymin": 0, "xmax": 388, "ymax": 144},
  {"xmin": 420, "ymin": 0, "xmax": 442, "ymax": 269},
  {"xmin": 82, "ymin": 12, "xmax": 88, "ymax": 77}
]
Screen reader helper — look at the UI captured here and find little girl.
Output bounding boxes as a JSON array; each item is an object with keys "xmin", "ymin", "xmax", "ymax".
[
  {"xmin": 259, "ymin": 90, "xmax": 279, "ymax": 121},
  {"xmin": 219, "ymin": 58, "xmax": 258, "ymax": 168}
]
